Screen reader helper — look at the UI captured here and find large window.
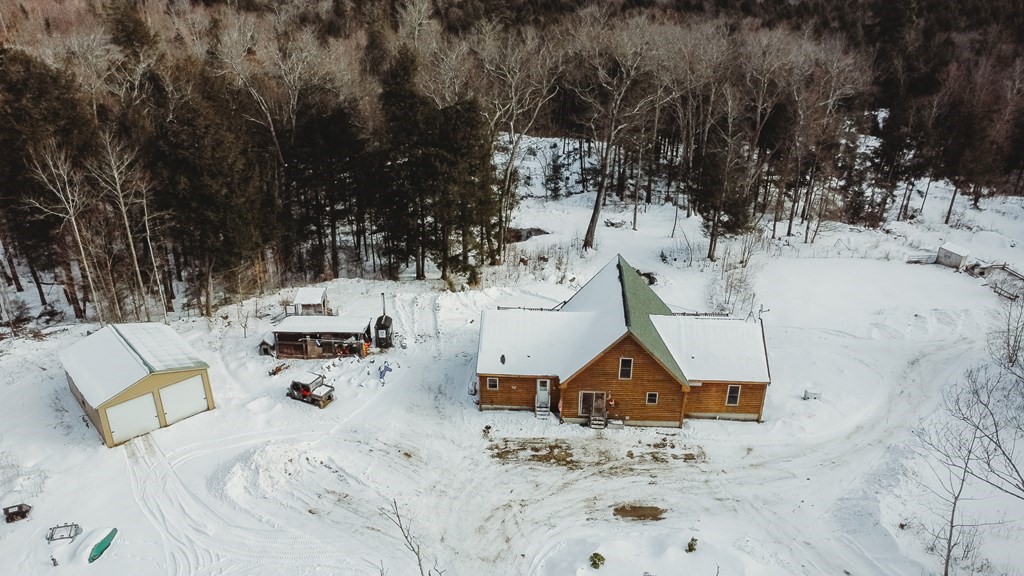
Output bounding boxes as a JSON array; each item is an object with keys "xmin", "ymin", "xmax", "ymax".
[
  {"xmin": 579, "ymin": 391, "xmax": 606, "ymax": 416},
  {"xmin": 486, "ymin": 377, "xmax": 499, "ymax": 390},
  {"xmin": 646, "ymin": 392, "xmax": 658, "ymax": 405},
  {"xmin": 726, "ymin": 385, "xmax": 741, "ymax": 406},
  {"xmin": 619, "ymin": 358, "xmax": 633, "ymax": 379}
]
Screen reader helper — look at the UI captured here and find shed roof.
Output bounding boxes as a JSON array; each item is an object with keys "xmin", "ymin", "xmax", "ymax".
[
  {"xmin": 293, "ymin": 287, "xmax": 327, "ymax": 306},
  {"xmin": 60, "ymin": 323, "xmax": 208, "ymax": 407},
  {"xmin": 938, "ymin": 242, "xmax": 970, "ymax": 257},
  {"xmin": 650, "ymin": 316, "xmax": 770, "ymax": 383},
  {"xmin": 274, "ymin": 314, "xmax": 370, "ymax": 335}
]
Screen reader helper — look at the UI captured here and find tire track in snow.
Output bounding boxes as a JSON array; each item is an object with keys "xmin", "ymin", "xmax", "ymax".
[{"xmin": 126, "ymin": 434, "xmax": 364, "ymax": 575}]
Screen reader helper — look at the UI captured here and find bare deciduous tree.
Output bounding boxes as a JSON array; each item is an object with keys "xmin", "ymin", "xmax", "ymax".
[
  {"xmin": 946, "ymin": 366, "xmax": 1024, "ymax": 502},
  {"xmin": 473, "ymin": 24, "xmax": 562, "ymax": 260},
  {"xmin": 379, "ymin": 499, "xmax": 446, "ymax": 576},
  {"xmin": 570, "ymin": 14, "xmax": 658, "ymax": 250},
  {"xmin": 28, "ymin": 140, "xmax": 104, "ymax": 324},
  {"xmin": 89, "ymin": 130, "xmax": 151, "ymax": 321},
  {"xmin": 915, "ymin": 418, "xmax": 988, "ymax": 576}
]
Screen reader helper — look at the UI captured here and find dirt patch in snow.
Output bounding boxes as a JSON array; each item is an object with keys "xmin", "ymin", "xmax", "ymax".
[
  {"xmin": 488, "ymin": 439, "xmax": 580, "ymax": 469},
  {"xmin": 612, "ymin": 504, "xmax": 666, "ymax": 521}
]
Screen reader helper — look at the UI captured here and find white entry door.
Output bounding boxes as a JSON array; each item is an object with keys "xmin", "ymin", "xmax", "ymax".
[
  {"xmin": 536, "ymin": 379, "xmax": 551, "ymax": 409},
  {"xmin": 159, "ymin": 375, "xmax": 209, "ymax": 426},
  {"xmin": 107, "ymin": 393, "xmax": 160, "ymax": 445}
]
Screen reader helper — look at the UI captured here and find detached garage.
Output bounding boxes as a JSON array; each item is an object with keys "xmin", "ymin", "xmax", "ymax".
[{"xmin": 60, "ymin": 323, "xmax": 215, "ymax": 447}]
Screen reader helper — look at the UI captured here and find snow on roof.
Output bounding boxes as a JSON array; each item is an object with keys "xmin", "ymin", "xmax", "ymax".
[
  {"xmin": 651, "ymin": 316, "xmax": 770, "ymax": 383},
  {"xmin": 293, "ymin": 287, "xmax": 327, "ymax": 306},
  {"xmin": 475, "ymin": 309, "xmax": 623, "ymax": 380},
  {"xmin": 60, "ymin": 323, "xmax": 208, "ymax": 407},
  {"xmin": 274, "ymin": 314, "xmax": 370, "ymax": 335},
  {"xmin": 113, "ymin": 323, "xmax": 208, "ymax": 373},
  {"xmin": 478, "ymin": 255, "xmax": 768, "ymax": 385},
  {"xmin": 938, "ymin": 242, "xmax": 970, "ymax": 257},
  {"xmin": 560, "ymin": 257, "xmax": 624, "ymax": 315}
]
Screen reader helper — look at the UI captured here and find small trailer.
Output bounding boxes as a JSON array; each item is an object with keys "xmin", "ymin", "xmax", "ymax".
[
  {"xmin": 287, "ymin": 372, "xmax": 335, "ymax": 409},
  {"xmin": 3, "ymin": 503, "xmax": 31, "ymax": 523}
]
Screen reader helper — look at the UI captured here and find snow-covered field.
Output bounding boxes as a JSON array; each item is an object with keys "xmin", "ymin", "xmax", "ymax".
[{"xmin": 3, "ymin": 178, "xmax": 1024, "ymax": 575}]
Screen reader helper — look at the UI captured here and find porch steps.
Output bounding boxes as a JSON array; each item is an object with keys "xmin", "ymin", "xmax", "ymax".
[
  {"xmin": 535, "ymin": 405, "xmax": 550, "ymax": 419},
  {"xmin": 589, "ymin": 416, "xmax": 607, "ymax": 429}
]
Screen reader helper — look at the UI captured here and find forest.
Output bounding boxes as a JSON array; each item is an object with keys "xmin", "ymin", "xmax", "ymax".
[{"xmin": 0, "ymin": 0, "xmax": 1022, "ymax": 321}]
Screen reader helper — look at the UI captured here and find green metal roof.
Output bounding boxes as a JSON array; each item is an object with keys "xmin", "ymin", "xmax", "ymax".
[{"xmin": 616, "ymin": 255, "xmax": 687, "ymax": 385}]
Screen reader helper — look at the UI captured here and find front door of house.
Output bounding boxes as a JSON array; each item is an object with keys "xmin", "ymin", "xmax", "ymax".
[{"xmin": 536, "ymin": 379, "xmax": 550, "ymax": 409}]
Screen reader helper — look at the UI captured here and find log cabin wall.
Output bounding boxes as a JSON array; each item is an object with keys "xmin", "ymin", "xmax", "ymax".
[
  {"xmin": 684, "ymin": 381, "xmax": 767, "ymax": 421},
  {"xmin": 478, "ymin": 375, "xmax": 560, "ymax": 410},
  {"xmin": 561, "ymin": 334, "xmax": 686, "ymax": 427}
]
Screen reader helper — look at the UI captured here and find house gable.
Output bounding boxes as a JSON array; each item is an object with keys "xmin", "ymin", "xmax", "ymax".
[{"xmin": 561, "ymin": 333, "xmax": 686, "ymax": 427}]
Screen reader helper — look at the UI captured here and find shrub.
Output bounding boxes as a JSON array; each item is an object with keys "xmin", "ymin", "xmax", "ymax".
[
  {"xmin": 589, "ymin": 552, "xmax": 605, "ymax": 569},
  {"xmin": 686, "ymin": 537, "xmax": 698, "ymax": 553}
]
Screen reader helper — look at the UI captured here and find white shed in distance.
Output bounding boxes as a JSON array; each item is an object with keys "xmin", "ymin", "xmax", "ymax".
[{"xmin": 937, "ymin": 242, "xmax": 970, "ymax": 270}]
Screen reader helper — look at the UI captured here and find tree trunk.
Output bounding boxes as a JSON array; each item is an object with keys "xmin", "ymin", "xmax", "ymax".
[
  {"xmin": 919, "ymin": 178, "xmax": 932, "ymax": 212},
  {"xmin": 204, "ymin": 258, "xmax": 214, "ymax": 317},
  {"xmin": 28, "ymin": 261, "xmax": 46, "ymax": 306},
  {"xmin": 1, "ymin": 240, "xmax": 23, "ymax": 293},
  {"xmin": 69, "ymin": 217, "xmax": 103, "ymax": 324},
  {"xmin": 583, "ymin": 128, "xmax": 616, "ymax": 251},
  {"xmin": 60, "ymin": 259, "xmax": 84, "ymax": 319},
  {"xmin": 944, "ymin": 183, "xmax": 959, "ymax": 225},
  {"xmin": 119, "ymin": 205, "xmax": 150, "ymax": 321}
]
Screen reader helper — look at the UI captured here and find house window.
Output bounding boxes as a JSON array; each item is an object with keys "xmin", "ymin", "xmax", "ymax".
[
  {"xmin": 579, "ymin": 391, "xmax": 606, "ymax": 416},
  {"xmin": 619, "ymin": 358, "xmax": 633, "ymax": 379},
  {"xmin": 486, "ymin": 377, "xmax": 499, "ymax": 390},
  {"xmin": 646, "ymin": 392, "xmax": 658, "ymax": 405},
  {"xmin": 726, "ymin": 385, "xmax": 741, "ymax": 406}
]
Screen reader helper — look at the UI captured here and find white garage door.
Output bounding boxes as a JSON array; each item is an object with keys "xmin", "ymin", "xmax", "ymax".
[
  {"xmin": 159, "ymin": 375, "xmax": 209, "ymax": 426},
  {"xmin": 107, "ymin": 393, "xmax": 160, "ymax": 445}
]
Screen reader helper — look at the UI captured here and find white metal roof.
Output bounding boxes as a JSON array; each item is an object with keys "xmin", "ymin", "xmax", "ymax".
[
  {"xmin": 293, "ymin": 287, "xmax": 327, "ymax": 306},
  {"xmin": 274, "ymin": 314, "xmax": 370, "ymax": 335},
  {"xmin": 60, "ymin": 323, "xmax": 208, "ymax": 407},
  {"xmin": 560, "ymin": 257, "xmax": 624, "ymax": 315},
  {"xmin": 475, "ymin": 308, "xmax": 624, "ymax": 380},
  {"xmin": 650, "ymin": 316, "xmax": 770, "ymax": 383}
]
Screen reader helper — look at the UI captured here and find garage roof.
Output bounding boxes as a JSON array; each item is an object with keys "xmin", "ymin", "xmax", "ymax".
[{"xmin": 60, "ymin": 323, "xmax": 208, "ymax": 407}]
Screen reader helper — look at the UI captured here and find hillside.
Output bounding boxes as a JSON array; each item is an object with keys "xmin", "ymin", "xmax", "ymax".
[{"xmin": 2, "ymin": 179, "xmax": 1023, "ymax": 575}]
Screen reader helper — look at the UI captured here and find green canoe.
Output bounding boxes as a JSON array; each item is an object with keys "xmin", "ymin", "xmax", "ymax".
[{"xmin": 88, "ymin": 528, "xmax": 118, "ymax": 563}]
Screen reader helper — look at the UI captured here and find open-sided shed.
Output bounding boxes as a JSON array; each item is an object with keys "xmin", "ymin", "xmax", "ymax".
[
  {"xmin": 271, "ymin": 314, "xmax": 372, "ymax": 359},
  {"xmin": 60, "ymin": 323, "xmax": 215, "ymax": 447}
]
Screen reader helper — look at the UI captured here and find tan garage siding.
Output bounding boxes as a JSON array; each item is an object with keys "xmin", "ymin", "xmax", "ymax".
[
  {"xmin": 67, "ymin": 375, "xmax": 101, "ymax": 434},
  {"xmin": 96, "ymin": 368, "xmax": 215, "ymax": 447},
  {"xmin": 561, "ymin": 334, "xmax": 686, "ymax": 427},
  {"xmin": 684, "ymin": 381, "xmax": 767, "ymax": 421},
  {"xmin": 478, "ymin": 375, "xmax": 560, "ymax": 411}
]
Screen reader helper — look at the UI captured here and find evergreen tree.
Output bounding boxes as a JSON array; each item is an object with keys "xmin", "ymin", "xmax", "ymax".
[{"xmin": 147, "ymin": 57, "xmax": 266, "ymax": 315}]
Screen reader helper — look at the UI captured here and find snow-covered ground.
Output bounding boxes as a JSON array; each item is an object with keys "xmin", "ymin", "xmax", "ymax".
[{"xmin": 2, "ymin": 175, "xmax": 1024, "ymax": 575}]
